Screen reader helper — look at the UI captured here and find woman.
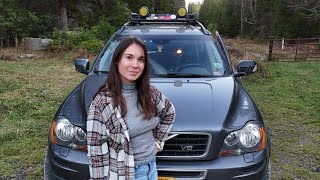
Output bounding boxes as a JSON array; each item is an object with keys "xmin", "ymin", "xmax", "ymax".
[{"xmin": 86, "ymin": 36, "xmax": 176, "ymax": 180}]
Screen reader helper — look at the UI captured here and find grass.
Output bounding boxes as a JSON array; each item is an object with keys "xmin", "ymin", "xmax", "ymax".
[
  {"xmin": 0, "ymin": 47, "xmax": 319, "ymax": 179},
  {"xmin": 244, "ymin": 62, "xmax": 320, "ymax": 179},
  {"xmin": 0, "ymin": 51, "xmax": 85, "ymax": 179}
]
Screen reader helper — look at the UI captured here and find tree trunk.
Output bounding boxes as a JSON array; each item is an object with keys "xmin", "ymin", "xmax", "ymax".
[
  {"xmin": 15, "ymin": 34, "xmax": 19, "ymax": 52},
  {"xmin": 240, "ymin": 0, "xmax": 244, "ymax": 37},
  {"xmin": 154, "ymin": 0, "xmax": 158, "ymax": 13},
  {"xmin": 59, "ymin": 0, "xmax": 68, "ymax": 31}
]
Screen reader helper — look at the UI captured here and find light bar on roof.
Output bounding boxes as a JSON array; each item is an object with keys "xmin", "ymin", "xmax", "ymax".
[{"xmin": 131, "ymin": 6, "xmax": 195, "ymax": 23}]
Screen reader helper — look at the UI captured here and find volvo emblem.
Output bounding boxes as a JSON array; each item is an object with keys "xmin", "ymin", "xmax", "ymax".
[{"xmin": 181, "ymin": 145, "xmax": 193, "ymax": 151}]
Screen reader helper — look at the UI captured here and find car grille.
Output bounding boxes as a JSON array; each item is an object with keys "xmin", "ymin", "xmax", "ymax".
[{"xmin": 157, "ymin": 133, "xmax": 211, "ymax": 158}]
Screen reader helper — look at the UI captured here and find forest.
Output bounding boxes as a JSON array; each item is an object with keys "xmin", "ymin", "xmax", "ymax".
[
  {"xmin": 199, "ymin": 0, "xmax": 320, "ymax": 38},
  {"xmin": 0, "ymin": 0, "xmax": 319, "ymax": 51},
  {"xmin": 0, "ymin": 0, "xmax": 184, "ymax": 51}
]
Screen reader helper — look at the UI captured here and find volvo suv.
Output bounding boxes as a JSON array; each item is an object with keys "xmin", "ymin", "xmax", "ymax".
[{"xmin": 45, "ymin": 7, "xmax": 271, "ymax": 180}]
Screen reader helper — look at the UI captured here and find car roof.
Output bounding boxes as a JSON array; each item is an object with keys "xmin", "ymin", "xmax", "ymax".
[{"xmin": 119, "ymin": 23, "xmax": 209, "ymax": 36}]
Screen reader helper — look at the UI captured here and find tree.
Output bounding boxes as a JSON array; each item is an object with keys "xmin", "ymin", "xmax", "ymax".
[
  {"xmin": 59, "ymin": 0, "xmax": 68, "ymax": 30},
  {"xmin": 199, "ymin": 0, "xmax": 239, "ymax": 36},
  {"xmin": 123, "ymin": 0, "xmax": 153, "ymax": 13},
  {"xmin": 0, "ymin": 0, "xmax": 43, "ymax": 47},
  {"xmin": 188, "ymin": 2, "xmax": 201, "ymax": 15},
  {"xmin": 1, "ymin": 0, "xmax": 319, "ymax": 48},
  {"xmin": 288, "ymin": 0, "xmax": 320, "ymax": 23},
  {"xmin": 254, "ymin": 0, "xmax": 273, "ymax": 38},
  {"xmin": 123, "ymin": 0, "xmax": 185, "ymax": 14},
  {"xmin": 198, "ymin": 0, "xmax": 213, "ymax": 27}
]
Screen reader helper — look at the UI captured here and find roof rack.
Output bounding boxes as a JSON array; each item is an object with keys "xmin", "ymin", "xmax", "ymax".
[
  {"xmin": 127, "ymin": 6, "xmax": 212, "ymax": 36},
  {"xmin": 130, "ymin": 12, "xmax": 196, "ymax": 24},
  {"xmin": 194, "ymin": 21, "xmax": 211, "ymax": 35},
  {"xmin": 129, "ymin": 13, "xmax": 211, "ymax": 35},
  {"xmin": 115, "ymin": 22, "xmax": 130, "ymax": 35}
]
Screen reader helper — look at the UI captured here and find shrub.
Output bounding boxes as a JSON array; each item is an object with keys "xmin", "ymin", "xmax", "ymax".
[
  {"xmin": 48, "ymin": 22, "xmax": 116, "ymax": 54},
  {"xmin": 78, "ymin": 39, "xmax": 104, "ymax": 54},
  {"xmin": 90, "ymin": 22, "xmax": 116, "ymax": 41}
]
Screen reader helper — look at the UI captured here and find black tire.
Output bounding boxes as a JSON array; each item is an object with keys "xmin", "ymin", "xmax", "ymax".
[{"xmin": 44, "ymin": 149, "xmax": 52, "ymax": 180}]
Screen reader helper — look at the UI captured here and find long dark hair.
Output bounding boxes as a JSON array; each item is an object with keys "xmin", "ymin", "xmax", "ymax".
[{"xmin": 98, "ymin": 36, "xmax": 156, "ymax": 119}]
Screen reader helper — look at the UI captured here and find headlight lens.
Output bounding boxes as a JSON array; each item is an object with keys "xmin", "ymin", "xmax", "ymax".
[
  {"xmin": 50, "ymin": 117, "xmax": 87, "ymax": 151},
  {"xmin": 55, "ymin": 119, "xmax": 75, "ymax": 141},
  {"xmin": 239, "ymin": 123, "xmax": 260, "ymax": 147},
  {"xmin": 219, "ymin": 121, "xmax": 266, "ymax": 157},
  {"xmin": 75, "ymin": 127, "xmax": 86, "ymax": 141},
  {"xmin": 224, "ymin": 131, "xmax": 239, "ymax": 146}
]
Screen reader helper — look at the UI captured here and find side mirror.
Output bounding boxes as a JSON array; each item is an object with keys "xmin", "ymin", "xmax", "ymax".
[
  {"xmin": 234, "ymin": 60, "xmax": 257, "ymax": 77},
  {"xmin": 75, "ymin": 58, "xmax": 89, "ymax": 74}
]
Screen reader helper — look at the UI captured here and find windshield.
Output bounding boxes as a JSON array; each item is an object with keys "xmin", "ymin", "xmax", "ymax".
[{"xmin": 95, "ymin": 36, "xmax": 226, "ymax": 77}]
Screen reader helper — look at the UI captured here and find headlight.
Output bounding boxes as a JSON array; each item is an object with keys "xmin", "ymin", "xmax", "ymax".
[
  {"xmin": 55, "ymin": 119, "xmax": 75, "ymax": 141},
  {"xmin": 219, "ymin": 121, "xmax": 266, "ymax": 157},
  {"xmin": 239, "ymin": 123, "xmax": 261, "ymax": 147},
  {"xmin": 224, "ymin": 131, "xmax": 239, "ymax": 146},
  {"xmin": 75, "ymin": 127, "xmax": 86, "ymax": 141},
  {"xmin": 50, "ymin": 117, "xmax": 87, "ymax": 151}
]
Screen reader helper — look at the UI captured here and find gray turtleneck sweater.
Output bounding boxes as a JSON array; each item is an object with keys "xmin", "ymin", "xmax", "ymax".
[{"xmin": 122, "ymin": 82, "xmax": 160, "ymax": 166}]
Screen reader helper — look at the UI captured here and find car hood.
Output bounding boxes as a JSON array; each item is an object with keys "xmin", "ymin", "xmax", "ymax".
[
  {"xmin": 59, "ymin": 73, "xmax": 259, "ymax": 132},
  {"xmin": 150, "ymin": 78, "xmax": 235, "ymax": 132},
  {"xmin": 69, "ymin": 74, "xmax": 236, "ymax": 131},
  {"xmin": 58, "ymin": 73, "xmax": 260, "ymax": 159}
]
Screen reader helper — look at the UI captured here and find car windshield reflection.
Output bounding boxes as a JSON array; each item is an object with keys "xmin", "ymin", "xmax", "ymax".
[{"xmin": 95, "ymin": 37, "xmax": 226, "ymax": 77}]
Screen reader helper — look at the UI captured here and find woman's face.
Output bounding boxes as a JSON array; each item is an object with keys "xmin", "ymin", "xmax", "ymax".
[{"xmin": 118, "ymin": 43, "xmax": 145, "ymax": 83}]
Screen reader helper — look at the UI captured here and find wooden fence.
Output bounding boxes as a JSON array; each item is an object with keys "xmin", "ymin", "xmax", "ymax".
[{"xmin": 268, "ymin": 36, "xmax": 320, "ymax": 61}]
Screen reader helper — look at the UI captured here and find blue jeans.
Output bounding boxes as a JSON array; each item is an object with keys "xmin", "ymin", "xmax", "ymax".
[{"xmin": 134, "ymin": 158, "xmax": 158, "ymax": 180}]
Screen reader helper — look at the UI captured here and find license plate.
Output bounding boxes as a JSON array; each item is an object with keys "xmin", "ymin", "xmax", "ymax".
[{"xmin": 158, "ymin": 177, "xmax": 176, "ymax": 180}]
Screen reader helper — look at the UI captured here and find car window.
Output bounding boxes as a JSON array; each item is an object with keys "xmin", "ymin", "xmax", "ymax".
[
  {"xmin": 95, "ymin": 36, "xmax": 226, "ymax": 77},
  {"xmin": 97, "ymin": 40, "xmax": 120, "ymax": 72}
]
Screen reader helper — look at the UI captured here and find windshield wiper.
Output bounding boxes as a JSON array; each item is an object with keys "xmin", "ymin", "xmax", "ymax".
[{"xmin": 152, "ymin": 73, "xmax": 214, "ymax": 78}]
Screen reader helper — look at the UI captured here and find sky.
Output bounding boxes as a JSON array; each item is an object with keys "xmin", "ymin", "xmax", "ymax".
[{"xmin": 185, "ymin": 0, "xmax": 203, "ymax": 7}]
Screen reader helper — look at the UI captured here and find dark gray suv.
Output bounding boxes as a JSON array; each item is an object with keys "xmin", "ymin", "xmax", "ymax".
[{"xmin": 45, "ymin": 8, "xmax": 271, "ymax": 180}]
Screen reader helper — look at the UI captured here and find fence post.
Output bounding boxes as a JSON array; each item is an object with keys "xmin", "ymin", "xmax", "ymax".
[
  {"xmin": 268, "ymin": 36, "xmax": 273, "ymax": 60},
  {"xmin": 294, "ymin": 37, "xmax": 300, "ymax": 61}
]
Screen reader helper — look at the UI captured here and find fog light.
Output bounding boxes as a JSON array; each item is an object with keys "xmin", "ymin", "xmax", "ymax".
[{"xmin": 178, "ymin": 7, "xmax": 187, "ymax": 17}]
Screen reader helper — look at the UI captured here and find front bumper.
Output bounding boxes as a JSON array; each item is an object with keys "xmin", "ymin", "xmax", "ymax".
[
  {"xmin": 47, "ymin": 141, "xmax": 269, "ymax": 180},
  {"xmin": 157, "ymin": 149, "xmax": 269, "ymax": 180},
  {"xmin": 47, "ymin": 143, "xmax": 89, "ymax": 180}
]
